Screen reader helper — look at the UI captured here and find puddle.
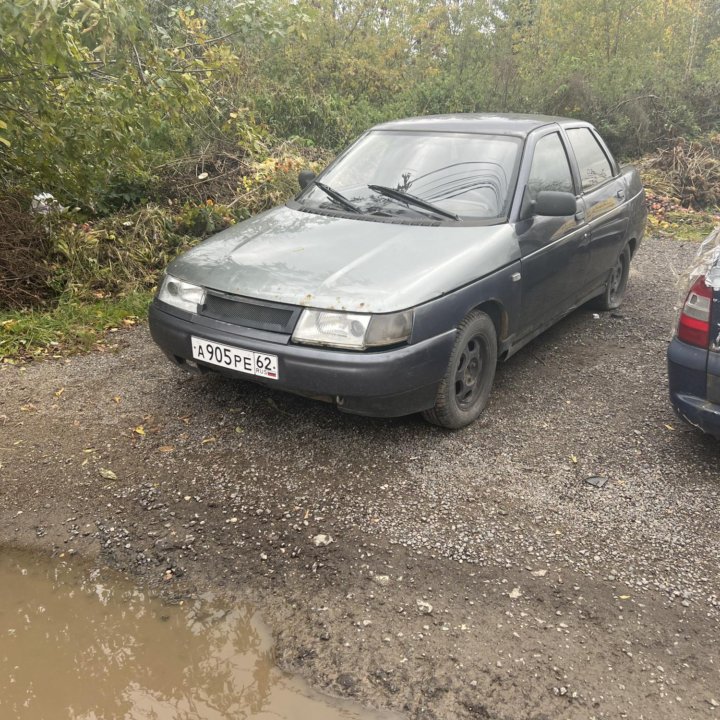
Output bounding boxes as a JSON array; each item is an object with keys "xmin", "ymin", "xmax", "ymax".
[{"xmin": 0, "ymin": 549, "xmax": 396, "ymax": 720}]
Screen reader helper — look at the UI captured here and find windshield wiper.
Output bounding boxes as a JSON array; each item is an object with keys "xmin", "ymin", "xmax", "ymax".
[
  {"xmin": 314, "ymin": 181, "xmax": 363, "ymax": 214},
  {"xmin": 367, "ymin": 184, "xmax": 460, "ymax": 221}
]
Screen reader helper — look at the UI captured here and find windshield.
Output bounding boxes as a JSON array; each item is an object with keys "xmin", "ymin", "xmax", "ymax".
[{"xmin": 298, "ymin": 130, "xmax": 522, "ymax": 221}]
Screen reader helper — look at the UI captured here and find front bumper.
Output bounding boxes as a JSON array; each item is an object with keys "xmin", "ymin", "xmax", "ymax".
[
  {"xmin": 149, "ymin": 301, "xmax": 455, "ymax": 418},
  {"xmin": 667, "ymin": 338, "xmax": 720, "ymax": 438}
]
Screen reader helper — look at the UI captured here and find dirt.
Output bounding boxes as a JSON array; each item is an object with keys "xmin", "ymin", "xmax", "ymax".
[
  {"xmin": 1, "ymin": 549, "xmax": 396, "ymax": 720},
  {"xmin": 1, "ymin": 234, "xmax": 719, "ymax": 720}
]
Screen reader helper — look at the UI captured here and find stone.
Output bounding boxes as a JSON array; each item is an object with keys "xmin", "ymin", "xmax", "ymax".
[{"xmin": 416, "ymin": 599, "xmax": 433, "ymax": 615}]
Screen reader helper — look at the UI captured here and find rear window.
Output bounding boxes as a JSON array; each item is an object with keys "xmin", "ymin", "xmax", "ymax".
[{"xmin": 566, "ymin": 128, "xmax": 613, "ymax": 191}]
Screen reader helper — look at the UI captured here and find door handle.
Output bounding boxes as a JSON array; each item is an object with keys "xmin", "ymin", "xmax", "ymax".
[{"xmin": 616, "ymin": 189, "xmax": 625, "ymax": 200}]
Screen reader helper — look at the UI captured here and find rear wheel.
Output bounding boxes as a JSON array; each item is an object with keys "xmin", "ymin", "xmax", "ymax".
[
  {"xmin": 422, "ymin": 310, "xmax": 497, "ymax": 429},
  {"xmin": 591, "ymin": 244, "xmax": 631, "ymax": 311}
]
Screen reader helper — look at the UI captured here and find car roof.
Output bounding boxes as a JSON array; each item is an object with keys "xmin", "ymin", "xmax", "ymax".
[{"xmin": 372, "ymin": 113, "xmax": 591, "ymax": 137}]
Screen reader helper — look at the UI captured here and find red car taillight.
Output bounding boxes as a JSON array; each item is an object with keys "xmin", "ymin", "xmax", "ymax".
[{"xmin": 677, "ymin": 275, "xmax": 713, "ymax": 348}]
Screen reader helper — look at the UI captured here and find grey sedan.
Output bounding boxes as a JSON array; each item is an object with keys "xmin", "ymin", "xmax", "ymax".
[{"xmin": 149, "ymin": 114, "xmax": 647, "ymax": 428}]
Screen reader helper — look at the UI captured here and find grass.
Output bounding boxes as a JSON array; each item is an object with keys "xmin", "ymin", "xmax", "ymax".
[{"xmin": 0, "ymin": 291, "xmax": 153, "ymax": 362}]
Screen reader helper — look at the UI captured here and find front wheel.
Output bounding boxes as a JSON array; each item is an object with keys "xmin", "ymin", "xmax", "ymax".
[
  {"xmin": 591, "ymin": 244, "xmax": 631, "ymax": 311},
  {"xmin": 422, "ymin": 310, "xmax": 497, "ymax": 429}
]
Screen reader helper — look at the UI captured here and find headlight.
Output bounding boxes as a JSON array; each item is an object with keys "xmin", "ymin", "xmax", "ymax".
[
  {"xmin": 157, "ymin": 275, "xmax": 205, "ymax": 314},
  {"xmin": 292, "ymin": 309, "xmax": 413, "ymax": 350}
]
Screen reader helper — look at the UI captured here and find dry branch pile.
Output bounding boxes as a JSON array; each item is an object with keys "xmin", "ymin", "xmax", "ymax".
[
  {"xmin": 156, "ymin": 150, "xmax": 253, "ymax": 205},
  {"xmin": 0, "ymin": 195, "xmax": 53, "ymax": 310},
  {"xmin": 638, "ymin": 135, "xmax": 720, "ymax": 208}
]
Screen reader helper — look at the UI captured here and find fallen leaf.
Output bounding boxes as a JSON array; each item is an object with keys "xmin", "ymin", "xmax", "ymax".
[
  {"xmin": 54, "ymin": 387, "xmax": 65, "ymax": 398},
  {"xmin": 201, "ymin": 437, "xmax": 216, "ymax": 445},
  {"xmin": 133, "ymin": 425, "xmax": 145, "ymax": 436},
  {"xmin": 618, "ymin": 595, "xmax": 631, "ymax": 600},
  {"xmin": 99, "ymin": 468, "xmax": 118, "ymax": 480},
  {"xmin": 664, "ymin": 423, "xmax": 674, "ymax": 430},
  {"xmin": 112, "ymin": 396, "xmax": 121, "ymax": 404},
  {"xmin": 158, "ymin": 445, "xmax": 175, "ymax": 453},
  {"xmin": 266, "ymin": 397, "xmax": 293, "ymax": 416},
  {"xmin": 570, "ymin": 454, "xmax": 578, "ymax": 464},
  {"xmin": 235, "ymin": 426, "xmax": 244, "ymax": 434}
]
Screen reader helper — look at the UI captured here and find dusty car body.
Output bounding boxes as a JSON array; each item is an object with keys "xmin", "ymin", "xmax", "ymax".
[
  {"xmin": 667, "ymin": 232, "xmax": 720, "ymax": 438},
  {"xmin": 149, "ymin": 114, "xmax": 647, "ymax": 428}
]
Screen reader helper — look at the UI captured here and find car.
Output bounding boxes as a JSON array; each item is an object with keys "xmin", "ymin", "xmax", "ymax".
[
  {"xmin": 667, "ymin": 234, "xmax": 720, "ymax": 438},
  {"xmin": 149, "ymin": 113, "xmax": 647, "ymax": 428}
]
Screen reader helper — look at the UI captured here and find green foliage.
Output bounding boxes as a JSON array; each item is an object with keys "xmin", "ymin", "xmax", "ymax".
[
  {"xmin": 3, "ymin": 0, "xmax": 719, "ymax": 207},
  {"xmin": 174, "ymin": 201, "xmax": 237, "ymax": 236},
  {"xmin": 45, "ymin": 205, "xmax": 191, "ymax": 300},
  {"xmin": 0, "ymin": 0, "xmax": 295, "ymax": 208}
]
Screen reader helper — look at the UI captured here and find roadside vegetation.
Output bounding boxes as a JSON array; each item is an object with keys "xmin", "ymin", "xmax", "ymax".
[{"xmin": 1, "ymin": 0, "xmax": 719, "ymax": 361}]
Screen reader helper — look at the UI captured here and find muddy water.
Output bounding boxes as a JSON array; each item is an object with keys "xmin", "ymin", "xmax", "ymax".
[{"xmin": 0, "ymin": 550, "xmax": 395, "ymax": 720}]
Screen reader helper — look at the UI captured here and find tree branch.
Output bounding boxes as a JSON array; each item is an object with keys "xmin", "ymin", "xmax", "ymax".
[
  {"xmin": 132, "ymin": 44, "xmax": 147, "ymax": 86},
  {"xmin": 608, "ymin": 94, "xmax": 659, "ymax": 113},
  {"xmin": 174, "ymin": 29, "xmax": 245, "ymax": 51}
]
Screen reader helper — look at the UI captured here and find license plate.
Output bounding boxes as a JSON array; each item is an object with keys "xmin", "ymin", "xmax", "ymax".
[{"xmin": 190, "ymin": 336, "xmax": 279, "ymax": 380}]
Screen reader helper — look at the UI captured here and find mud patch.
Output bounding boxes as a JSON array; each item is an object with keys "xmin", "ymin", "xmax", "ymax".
[{"xmin": 0, "ymin": 548, "xmax": 397, "ymax": 720}]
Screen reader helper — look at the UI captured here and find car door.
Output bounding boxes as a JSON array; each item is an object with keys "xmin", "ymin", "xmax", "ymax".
[
  {"xmin": 515, "ymin": 129, "xmax": 589, "ymax": 334},
  {"xmin": 563, "ymin": 127, "xmax": 630, "ymax": 291}
]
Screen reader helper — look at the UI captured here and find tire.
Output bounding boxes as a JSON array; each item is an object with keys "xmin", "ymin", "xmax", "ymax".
[
  {"xmin": 591, "ymin": 244, "xmax": 631, "ymax": 311},
  {"xmin": 422, "ymin": 310, "xmax": 497, "ymax": 429}
]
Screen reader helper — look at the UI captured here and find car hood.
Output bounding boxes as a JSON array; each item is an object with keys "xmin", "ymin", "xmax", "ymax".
[{"xmin": 168, "ymin": 206, "xmax": 518, "ymax": 313}]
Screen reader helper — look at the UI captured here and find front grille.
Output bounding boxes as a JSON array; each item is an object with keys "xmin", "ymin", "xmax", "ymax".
[{"xmin": 200, "ymin": 293, "xmax": 299, "ymax": 333}]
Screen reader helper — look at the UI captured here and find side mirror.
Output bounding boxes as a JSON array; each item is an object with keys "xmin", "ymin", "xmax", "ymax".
[
  {"xmin": 298, "ymin": 169, "xmax": 316, "ymax": 190},
  {"xmin": 532, "ymin": 191, "xmax": 577, "ymax": 216}
]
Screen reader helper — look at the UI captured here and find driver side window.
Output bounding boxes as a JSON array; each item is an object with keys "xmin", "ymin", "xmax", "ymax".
[{"xmin": 527, "ymin": 133, "xmax": 574, "ymax": 201}]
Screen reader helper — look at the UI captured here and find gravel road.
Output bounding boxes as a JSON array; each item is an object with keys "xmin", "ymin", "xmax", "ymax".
[{"xmin": 1, "ymin": 234, "xmax": 719, "ymax": 720}]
